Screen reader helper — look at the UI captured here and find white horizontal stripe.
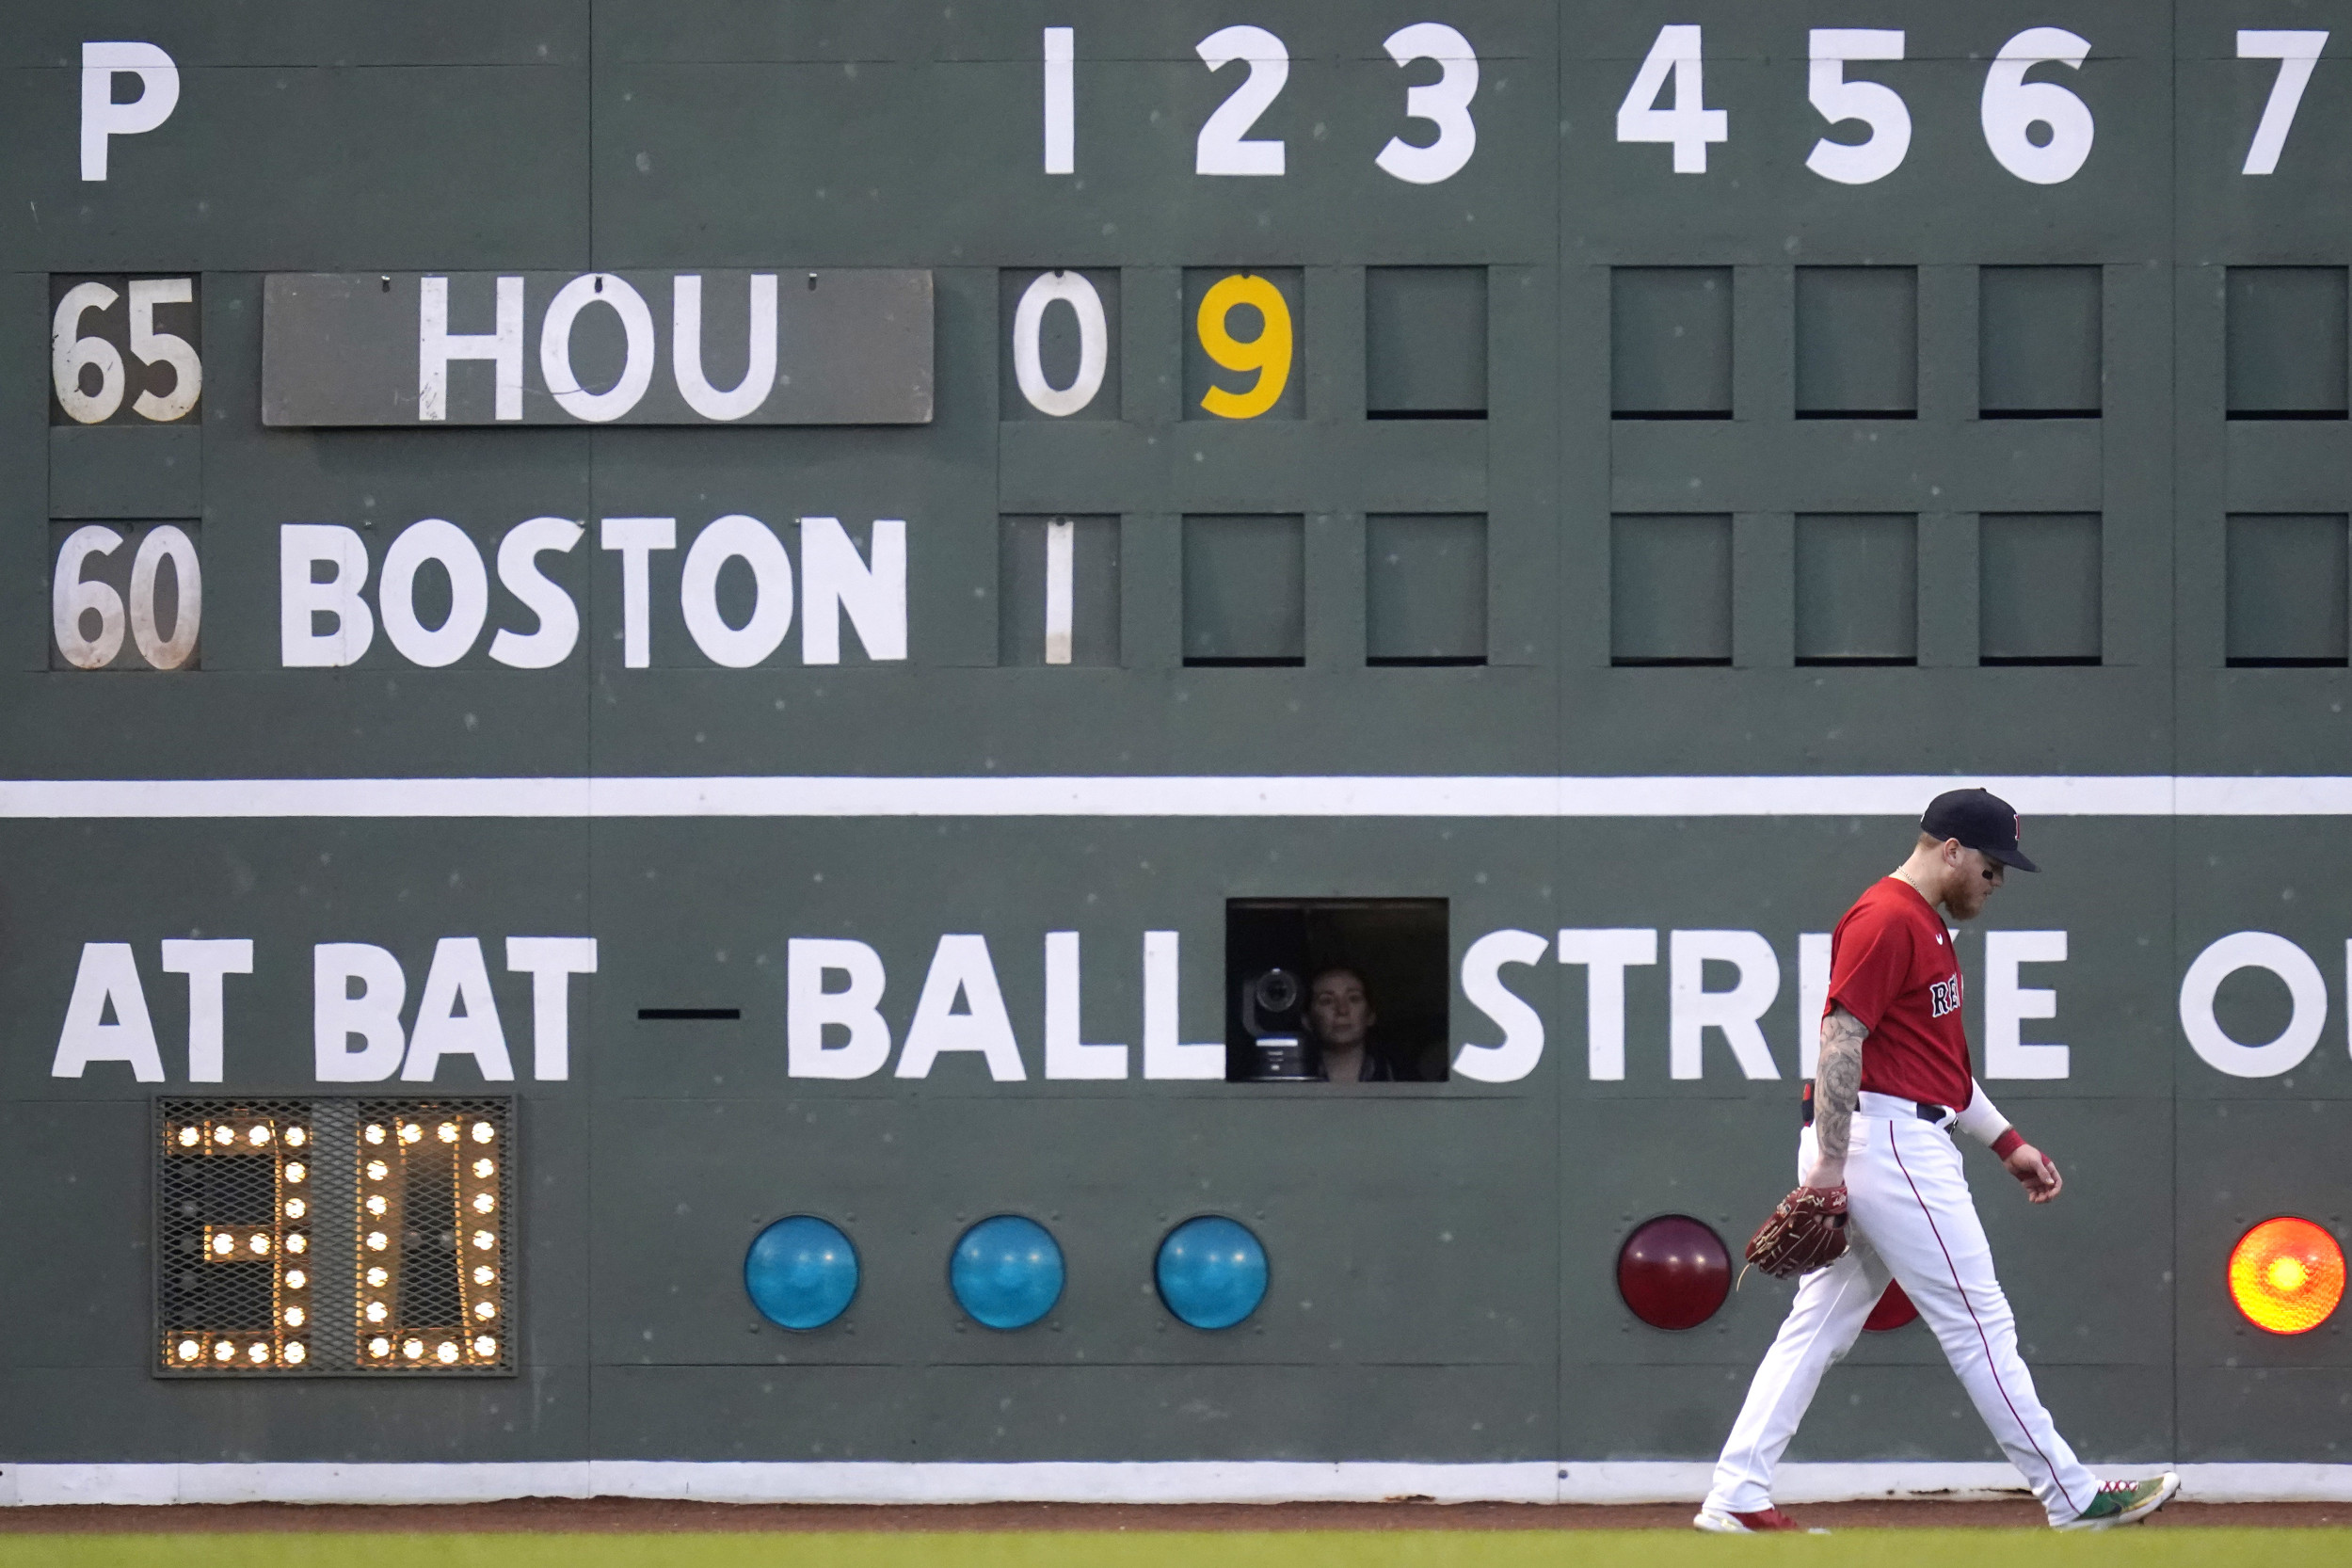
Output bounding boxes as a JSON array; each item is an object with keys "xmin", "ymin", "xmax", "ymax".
[
  {"xmin": 0, "ymin": 773, "xmax": 2322, "ymax": 819},
  {"xmin": 0, "ymin": 1460, "xmax": 2340, "ymax": 1507}
]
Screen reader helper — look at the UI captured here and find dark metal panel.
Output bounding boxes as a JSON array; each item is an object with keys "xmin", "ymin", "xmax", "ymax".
[
  {"xmin": 50, "ymin": 426, "xmax": 201, "ymax": 518},
  {"xmin": 2226, "ymin": 266, "xmax": 2348, "ymax": 415},
  {"xmin": 1980, "ymin": 512, "xmax": 2103, "ymax": 664},
  {"xmin": 1980, "ymin": 266, "xmax": 2103, "ymax": 416},
  {"xmin": 1365, "ymin": 267, "xmax": 1487, "ymax": 416},
  {"xmin": 1366, "ymin": 513, "xmax": 1485, "ymax": 664},
  {"xmin": 2225, "ymin": 513, "xmax": 2348, "ymax": 664},
  {"xmin": 1794, "ymin": 513, "xmax": 1917, "ymax": 663},
  {"xmin": 1795, "ymin": 267, "xmax": 1917, "ymax": 417},
  {"xmin": 1181, "ymin": 513, "xmax": 1304, "ymax": 664},
  {"xmin": 1610, "ymin": 267, "xmax": 1732, "ymax": 418},
  {"xmin": 1609, "ymin": 514, "xmax": 1732, "ymax": 665}
]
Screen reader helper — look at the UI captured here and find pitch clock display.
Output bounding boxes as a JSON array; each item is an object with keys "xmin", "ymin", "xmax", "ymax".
[{"xmin": 153, "ymin": 1098, "xmax": 513, "ymax": 1376}]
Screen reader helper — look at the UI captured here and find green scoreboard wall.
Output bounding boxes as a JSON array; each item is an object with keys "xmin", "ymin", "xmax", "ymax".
[{"xmin": 5, "ymin": 0, "xmax": 2352, "ymax": 1500}]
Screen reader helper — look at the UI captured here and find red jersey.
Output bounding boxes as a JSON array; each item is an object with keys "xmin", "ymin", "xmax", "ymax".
[{"xmin": 1823, "ymin": 876, "xmax": 1973, "ymax": 1109}]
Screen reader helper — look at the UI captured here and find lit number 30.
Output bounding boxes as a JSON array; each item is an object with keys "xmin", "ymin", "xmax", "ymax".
[{"xmin": 1196, "ymin": 275, "xmax": 1292, "ymax": 420}]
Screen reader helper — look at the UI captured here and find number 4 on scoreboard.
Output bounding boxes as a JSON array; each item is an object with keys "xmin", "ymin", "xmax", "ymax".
[{"xmin": 1617, "ymin": 24, "xmax": 1727, "ymax": 173}]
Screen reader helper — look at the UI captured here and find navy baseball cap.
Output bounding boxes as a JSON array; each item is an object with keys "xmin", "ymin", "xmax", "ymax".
[{"xmin": 1921, "ymin": 788, "xmax": 2039, "ymax": 872}]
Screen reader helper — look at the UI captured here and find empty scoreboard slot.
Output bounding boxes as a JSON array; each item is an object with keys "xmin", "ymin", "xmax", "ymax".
[
  {"xmin": 1611, "ymin": 514, "xmax": 1733, "ymax": 666},
  {"xmin": 1979, "ymin": 513, "xmax": 2103, "ymax": 665},
  {"xmin": 1795, "ymin": 266, "xmax": 1917, "ymax": 419},
  {"xmin": 2227, "ymin": 514, "xmax": 2350, "ymax": 666},
  {"xmin": 2227, "ymin": 267, "xmax": 2348, "ymax": 419},
  {"xmin": 1182, "ymin": 514, "xmax": 1304, "ymax": 666},
  {"xmin": 1366, "ymin": 513, "xmax": 1486, "ymax": 665},
  {"xmin": 1365, "ymin": 266, "xmax": 1487, "ymax": 419},
  {"xmin": 1795, "ymin": 513, "xmax": 1918, "ymax": 665},
  {"xmin": 1224, "ymin": 898, "xmax": 1448, "ymax": 1083},
  {"xmin": 1979, "ymin": 266, "xmax": 2102, "ymax": 418},
  {"xmin": 1610, "ymin": 267, "xmax": 1732, "ymax": 419}
]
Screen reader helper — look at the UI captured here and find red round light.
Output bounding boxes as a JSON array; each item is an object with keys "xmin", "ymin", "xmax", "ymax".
[
  {"xmin": 1864, "ymin": 1279, "xmax": 1918, "ymax": 1332},
  {"xmin": 1617, "ymin": 1215, "xmax": 1731, "ymax": 1330}
]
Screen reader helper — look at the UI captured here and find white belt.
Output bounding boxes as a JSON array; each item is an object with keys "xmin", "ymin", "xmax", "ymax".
[{"xmin": 1858, "ymin": 1090, "xmax": 1957, "ymax": 1128}]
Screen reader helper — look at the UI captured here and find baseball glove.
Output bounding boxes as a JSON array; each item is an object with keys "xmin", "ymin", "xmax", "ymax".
[{"xmin": 1745, "ymin": 1185, "xmax": 1849, "ymax": 1278}]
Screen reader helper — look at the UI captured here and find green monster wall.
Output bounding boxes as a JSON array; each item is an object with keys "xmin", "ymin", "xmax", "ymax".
[{"xmin": 3, "ymin": 0, "xmax": 2350, "ymax": 1504}]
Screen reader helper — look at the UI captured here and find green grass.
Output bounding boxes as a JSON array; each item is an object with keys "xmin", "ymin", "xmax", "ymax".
[{"xmin": 2, "ymin": 1531, "xmax": 2347, "ymax": 1568}]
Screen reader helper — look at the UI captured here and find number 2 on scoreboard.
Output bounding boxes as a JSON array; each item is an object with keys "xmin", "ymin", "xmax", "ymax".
[{"xmin": 1195, "ymin": 274, "xmax": 1293, "ymax": 420}]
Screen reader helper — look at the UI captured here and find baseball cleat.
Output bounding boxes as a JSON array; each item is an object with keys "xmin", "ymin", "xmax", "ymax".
[
  {"xmin": 1693, "ymin": 1504, "xmax": 1821, "ymax": 1533},
  {"xmin": 2054, "ymin": 1472, "xmax": 2181, "ymax": 1530}
]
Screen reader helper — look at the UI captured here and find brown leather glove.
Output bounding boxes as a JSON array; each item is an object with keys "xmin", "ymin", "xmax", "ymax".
[{"xmin": 1745, "ymin": 1185, "xmax": 1850, "ymax": 1278}]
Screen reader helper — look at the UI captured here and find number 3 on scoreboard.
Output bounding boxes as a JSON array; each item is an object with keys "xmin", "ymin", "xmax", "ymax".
[{"xmin": 1195, "ymin": 275, "xmax": 1293, "ymax": 420}]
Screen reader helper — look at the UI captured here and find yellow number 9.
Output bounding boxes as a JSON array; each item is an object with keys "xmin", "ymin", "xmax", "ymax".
[{"xmin": 1196, "ymin": 274, "xmax": 1293, "ymax": 420}]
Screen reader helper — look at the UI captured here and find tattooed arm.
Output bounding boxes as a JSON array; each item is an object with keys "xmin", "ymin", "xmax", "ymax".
[{"xmin": 1803, "ymin": 1004, "xmax": 1867, "ymax": 1191}]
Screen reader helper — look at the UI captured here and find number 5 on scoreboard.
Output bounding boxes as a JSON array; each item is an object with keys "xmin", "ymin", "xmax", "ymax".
[{"xmin": 1191, "ymin": 272, "xmax": 1296, "ymax": 420}]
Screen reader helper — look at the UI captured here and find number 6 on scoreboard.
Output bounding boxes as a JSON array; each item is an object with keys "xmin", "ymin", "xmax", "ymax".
[{"xmin": 1194, "ymin": 274, "xmax": 1293, "ymax": 420}]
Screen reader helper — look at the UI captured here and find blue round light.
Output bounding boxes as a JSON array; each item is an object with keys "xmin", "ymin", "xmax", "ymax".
[
  {"xmin": 1156, "ymin": 1215, "xmax": 1268, "ymax": 1330},
  {"xmin": 950, "ymin": 1215, "xmax": 1064, "ymax": 1330},
  {"xmin": 744, "ymin": 1215, "xmax": 858, "ymax": 1331}
]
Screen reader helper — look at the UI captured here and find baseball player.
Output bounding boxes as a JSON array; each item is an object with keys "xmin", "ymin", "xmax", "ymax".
[{"xmin": 1694, "ymin": 789, "xmax": 2179, "ymax": 1533}]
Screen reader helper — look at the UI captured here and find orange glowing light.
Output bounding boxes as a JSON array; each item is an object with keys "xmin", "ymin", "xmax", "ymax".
[{"xmin": 2229, "ymin": 1217, "xmax": 2345, "ymax": 1335}]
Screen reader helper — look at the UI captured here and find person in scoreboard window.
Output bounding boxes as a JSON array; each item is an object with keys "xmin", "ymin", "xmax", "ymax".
[
  {"xmin": 1695, "ymin": 789, "xmax": 2179, "ymax": 1534},
  {"xmin": 1305, "ymin": 967, "xmax": 1402, "ymax": 1082}
]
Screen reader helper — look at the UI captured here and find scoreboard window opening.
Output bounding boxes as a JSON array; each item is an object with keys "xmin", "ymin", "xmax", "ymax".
[
  {"xmin": 1794, "ymin": 513, "xmax": 1918, "ymax": 666},
  {"xmin": 1611, "ymin": 267, "xmax": 1732, "ymax": 420},
  {"xmin": 1978, "ymin": 266, "xmax": 2102, "ymax": 419},
  {"xmin": 1978, "ymin": 513, "xmax": 2103, "ymax": 666},
  {"xmin": 2227, "ymin": 266, "xmax": 2349, "ymax": 420},
  {"xmin": 1795, "ymin": 266, "xmax": 1917, "ymax": 420},
  {"xmin": 155, "ymin": 1097, "xmax": 513, "ymax": 1376},
  {"xmin": 2225, "ymin": 514, "xmax": 2350, "ymax": 668},
  {"xmin": 1225, "ymin": 899, "xmax": 1448, "ymax": 1083},
  {"xmin": 1365, "ymin": 267, "xmax": 1486, "ymax": 420},
  {"xmin": 1182, "ymin": 514, "xmax": 1304, "ymax": 666},
  {"xmin": 1611, "ymin": 514, "xmax": 1733, "ymax": 667},
  {"xmin": 1366, "ymin": 514, "xmax": 1486, "ymax": 665}
]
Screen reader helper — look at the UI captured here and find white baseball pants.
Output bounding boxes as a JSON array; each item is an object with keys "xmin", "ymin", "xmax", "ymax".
[{"xmin": 1704, "ymin": 1105, "xmax": 2102, "ymax": 1526}]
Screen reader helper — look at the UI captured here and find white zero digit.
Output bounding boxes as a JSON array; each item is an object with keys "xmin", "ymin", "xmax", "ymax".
[
  {"xmin": 1806, "ymin": 28, "xmax": 1909, "ymax": 185},
  {"xmin": 1981, "ymin": 26, "xmax": 2094, "ymax": 185},
  {"xmin": 1617, "ymin": 24, "xmax": 1727, "ymax": 174},
  {"xmin": 52, "ymin": 281, "xmax": 125, "ymax": 424},
  {"xmin": 2239, "ymin": 30, "xmax": 2328, "ymax": 176},
  {"xmin": 1012, "ymin": 271, "xmax": 1109, "ymax": 418},
  {"xmin": 129, "ymin": 524, "xmax": 200, "ymax": 670},
  {"xmin": 1376, "ymin": 23, "xmax": 1478, "ymax": 185},
  {"xmin": 53, "ymin": 525, "xmax": 127, "ymax": 669},
  {"xmin": 1195, "ymin": 24, "xmax": 1288, "ymax": 176},
  {"xmin": 128, "ymin": 278, "xmax": 201, "ymax": 422}
]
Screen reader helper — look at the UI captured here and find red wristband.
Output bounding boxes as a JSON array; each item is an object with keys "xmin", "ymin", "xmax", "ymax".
[{"xmin": 1991, "ymin": 1128, "xmax": 2025, "ymax": 1160}]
